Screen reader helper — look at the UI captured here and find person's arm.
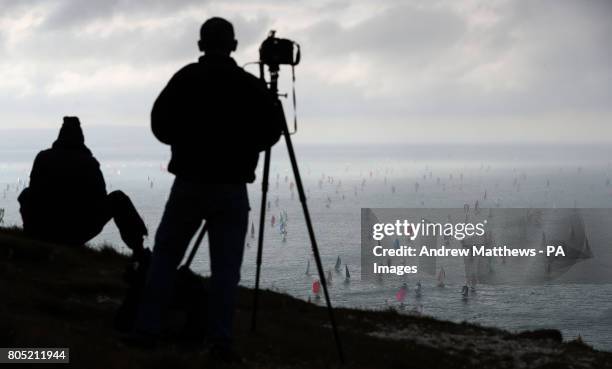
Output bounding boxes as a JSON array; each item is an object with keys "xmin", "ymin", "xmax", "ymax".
[
  {"xmin": 151, "ymin": 65, "xmax": 194, "ymax": 145},
  {"xmin": 151, "ymin": 77, "xmax": 179, "ymax": 145},
  {"xmin": 89, "ymin": 157, "xmax": 107, "ymax": 197}
]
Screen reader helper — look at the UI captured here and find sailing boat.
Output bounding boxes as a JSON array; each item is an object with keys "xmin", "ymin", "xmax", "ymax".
[
  {"xmin": 415, "ymin": 280, "xmax": 422, "ymax": 298},
  {"xmin": 334, "ymin": 256, "xmax": 342, "ymax": 272},
  {"xmin": 462, "ymin": 231, "xmax": 494, "ymax": 285},
  {"xmin": 250, "ymin": 222, "xmax": 255, "ymax": 239},
  {"xmin": 469, "ymin": 275, "xmax": 477, "ymax": 293},
  {"xmin": 344, "ymin": 265, "xmax": 351, "ymax": 284},
  {"xmin": 312, "ymin": 280, "xmax": 321, "ymax": 299},
  {"xmin": 396, "ymin": 283, "xmax": 408, "ymax": 303},
  {"xmin": 279, "ymin": 220, "xmax": 287, "ymax": 242},
  {"xmin": 539, "ymin": 209, "xmax": 593, "ymax": 280},
  {"xmin": 305, "ymin": 260, "xmax": 311, "ymax": 275},
  {"xmin": 437, "ymin": 267, "xmax": 446, "ymax": 287}
]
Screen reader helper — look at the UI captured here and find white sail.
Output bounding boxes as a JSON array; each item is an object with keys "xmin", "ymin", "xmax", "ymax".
[{"xmin": 437, "ymin": 267, "xmax": 446, "ymax": 287}]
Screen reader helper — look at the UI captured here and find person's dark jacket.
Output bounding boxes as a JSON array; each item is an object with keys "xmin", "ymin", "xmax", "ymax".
[
  {"xmin": 18, "ymin": 120, "xmax": 107, "ymax": 240},
  {"xmin": 151, "ymin": 54, "xmax": 282, "ymax": 183}
]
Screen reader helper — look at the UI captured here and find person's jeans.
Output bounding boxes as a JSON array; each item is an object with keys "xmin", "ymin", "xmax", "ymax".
[{"xmin": 135, "ymin": 177, "xmax": 249, "ymax": 348}]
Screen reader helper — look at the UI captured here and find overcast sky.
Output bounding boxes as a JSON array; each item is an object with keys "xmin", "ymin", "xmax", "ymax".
[{"xmin": 0, "ymin": 0, "xmax": 610, "ymax": 144}]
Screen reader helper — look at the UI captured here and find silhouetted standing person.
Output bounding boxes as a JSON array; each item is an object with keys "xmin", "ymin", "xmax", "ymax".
[
  {"xmin": 18, "ymin": 116, "xmax": 148, "ymax": 255},
  {"xmin": 134, "ymin": 17, "xmax": 281, "ymax": 361}
]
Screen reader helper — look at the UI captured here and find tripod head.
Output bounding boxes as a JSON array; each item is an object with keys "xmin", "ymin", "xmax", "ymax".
[
  {"xmin": 258, "ymin": 30, "xmax": 300, "ymax": 133},
  {"xmin": 259, "ymin": 30, "xmax": 300, "ymax": 69},
  {"xmin": 258, "ymin": 62, "xmax": 281, "ymax": 97}
]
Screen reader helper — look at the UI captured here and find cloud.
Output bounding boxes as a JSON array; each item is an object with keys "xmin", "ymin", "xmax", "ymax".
[
  {"xmin": 40, "ymin": 0, "xmax": 211, "ymax": 30},
  {"xmin": 0, "ymin": 0, "xmax": 610, "ymax": 143},
  {"xmin": 299, "ymin": 0, "xmax": 612, "ymax": 115}
]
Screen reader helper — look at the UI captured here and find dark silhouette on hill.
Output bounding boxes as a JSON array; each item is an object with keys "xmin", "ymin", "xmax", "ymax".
[
  {"xmin": 134, "ymin": 17, "xmax": 282, "ymax": 363},
  {"xmin": 18, "ymin": 116, "xmax": 148, "ymax": 256}
]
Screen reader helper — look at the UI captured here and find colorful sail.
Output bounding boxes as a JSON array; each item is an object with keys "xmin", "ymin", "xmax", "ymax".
[
  {"xmin": 396, "ymin": 284, "xmax": 408, "ymax": 302},
  {"xmin": 312, "ymin": 280, "xmax": 321, "ymax": 294}
]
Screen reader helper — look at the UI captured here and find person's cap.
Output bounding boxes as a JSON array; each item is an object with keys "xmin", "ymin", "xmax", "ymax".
[
  {"xmin": 58, "ymin": 116, "xmax": 84, "ymax": 144},
  {"xmin": 63, "ymin": 116, "xmax": 80, "ymax": 126}
]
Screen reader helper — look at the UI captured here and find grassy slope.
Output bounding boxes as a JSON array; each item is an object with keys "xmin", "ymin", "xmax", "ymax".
[{"xmin": 0, "ymin": 227, "xmax": 611, "ymax": 369}]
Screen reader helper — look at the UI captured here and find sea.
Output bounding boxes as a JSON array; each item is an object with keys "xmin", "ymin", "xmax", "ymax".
[{"xmin": 2, "ymin": 127, "xmax": 612, "ymax": 350}]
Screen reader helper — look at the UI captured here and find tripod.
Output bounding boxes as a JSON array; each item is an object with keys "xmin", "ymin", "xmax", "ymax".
[{"xmin": 251, "ymin": 61, "xmax": 345, "ymax": 364}]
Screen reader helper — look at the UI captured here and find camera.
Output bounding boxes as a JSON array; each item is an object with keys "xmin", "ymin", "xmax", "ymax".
[{"xmin": 259, "ymin": 30, "xmax": 301, "ymax": 67}]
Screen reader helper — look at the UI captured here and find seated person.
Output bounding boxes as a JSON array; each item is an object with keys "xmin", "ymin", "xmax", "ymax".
[{"xmin": 18, "ymin": 116, "xmax": 147, "ymax": 256}]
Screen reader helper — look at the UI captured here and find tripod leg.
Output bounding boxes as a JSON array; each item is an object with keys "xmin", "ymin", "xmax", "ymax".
[
  {"xmin": 184, "ymin": 222, "xmax": 207, "ymax": 268},
  {"xmin": 282, "ymin": 123, "xmax": 345, "ymax": 363},
  {"xmin": 251, "ymin": 147, "xmax": 271, "ymax": 332}
]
